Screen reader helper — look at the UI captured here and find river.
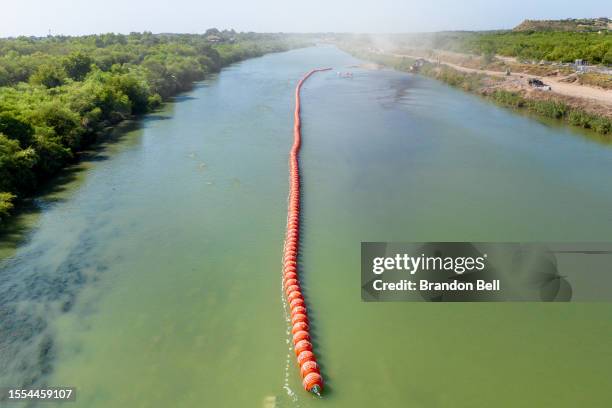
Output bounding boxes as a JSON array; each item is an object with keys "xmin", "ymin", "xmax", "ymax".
[{"xmin": 1, "ymin": 46, "xmax": 611, "ymax": 407}]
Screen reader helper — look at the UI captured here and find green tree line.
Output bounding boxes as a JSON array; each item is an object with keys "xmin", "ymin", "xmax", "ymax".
[
  {"xmin": 461, "ymin": 31, "xmax": 612, "ymax": 64},
  {"xmin": 337, "ymin": 31, "xmax": 611, "ymax": 65},
  {"xmin": 0, "ymin": 31, "xmax": 296, "ymax": 221}
]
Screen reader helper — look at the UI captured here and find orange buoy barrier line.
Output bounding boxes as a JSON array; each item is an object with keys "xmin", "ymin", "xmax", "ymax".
[{"xmin": 283, "ymin": 67, "xmax": 331, "ymax": 396}]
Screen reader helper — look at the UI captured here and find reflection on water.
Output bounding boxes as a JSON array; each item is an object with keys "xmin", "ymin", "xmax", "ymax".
[{"xmin": 1, "ymin": 46, "xmax": 611, "ymax": 407}]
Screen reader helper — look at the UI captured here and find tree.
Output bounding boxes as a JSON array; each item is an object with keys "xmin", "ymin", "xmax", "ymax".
[
  {"xmin": 0, "ymin": 133, "xmax": 37, "ymax": 192},
  {"xmin": 0, "ymin": 191, "xmax": 16, "ymax": 221},
  {"xmin": 604, "ymin": 48, "xmax": 612, "ymax": 65},
  {"xmin": 109, "ymin": 72, "xmax": 152, "ymax": 114},
  {"xmin": 0, "ymin": 112, "xmax": 34, "ymax": 147},
  {"xmin": 32, "ymin": 134, "xmax": 71, "ymax": 175},
  {"xmin": 31, "ymin": 102, "xmax": 84, "ymax": 150},
  {"xmin": 62, "ymin": 51, "xmax": 93, "ymax": 80},
  {"xmin": 30, "ymin": 63, "xmax": 67, "ymax": 88},
  {"xmin": 0, "ymin": 65, "xmax": 9, "ymax": 87},
  {"xmin": 481, "ymin": 41, "xmax": 497, "ymax": 64}
]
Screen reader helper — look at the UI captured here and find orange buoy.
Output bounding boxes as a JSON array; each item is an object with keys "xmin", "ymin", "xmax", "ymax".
[
  {"xmin": 293, "ymin": 330, "xmax": 310, "ymax": 344},
  {"xmin": 303, "ymin": 372, "xmax": 323, "ymax": 394},
  {"xmin": 287, "ymin": 291, "xmax": 302, "ymax": 302},
  {"xmin": 281, "ymin": 68, "xmax": 331, "ymax": 396},
  {"xmin": 284, "ymin": 278, "xmax": 299, "ymax": 289},
  {"xmin": 283, "ymin": 272, "xmax": 298, "ymax": 281},
  {"xmin": 290, "ymin": 306, "xmax": 307, "ymax": 318},
  {"xmin": 291, "ymin": 313, "xmax": 308, "ymax": 326},
  {"xmin": 294, "ymin": 339, "xmax": 313, "ymax": 356},
  {"xmin": 292, "ymin": 321, "xmax": 308, "ymax": 334},
  {"xmin": 290, "ymin": 299, "xmax": 305, "ymax": 311},
  {"xmin": 297, "ymin": 350, "xmax": 315, "ymax": 365},
  {"xmin": 300, "ymin": 360, "xmax": 320, "ymax": 377}
]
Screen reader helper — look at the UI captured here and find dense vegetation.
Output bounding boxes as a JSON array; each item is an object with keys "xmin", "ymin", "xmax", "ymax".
[
  {"xmin": 372, "ymin": 29, "xmax": 612, "ymax": 65},
  {"xmin": 513, "ymin": 18, "xmax": 611, "ymax": 33},
  {"xmin": 460, "ymin": 31, "xmax": 612, "ymax": 64},
  {"xmin": 0, "ymin": 31, "xmax": 296, "ymax": 221}
]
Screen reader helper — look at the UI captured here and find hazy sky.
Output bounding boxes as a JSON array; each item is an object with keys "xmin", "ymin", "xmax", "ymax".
[{"xmin": 1, "ymin": 0, "xmax": 609, "ymax": 37}]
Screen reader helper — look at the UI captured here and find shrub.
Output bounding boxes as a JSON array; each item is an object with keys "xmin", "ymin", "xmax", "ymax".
[
  {"xmin": 62, "ymin": 52, "xmax": 93, "ymax": 81},
  {"xmin": 30, "ymin": 63, "xmax": 67, "ymax": 88},
  {"xmin": 0, "ymin": 112, "xmax": 35, "ymax": 147},
  {"xmin": 0, "ymin": 191, "xmax": 16, "ymax": 221}
]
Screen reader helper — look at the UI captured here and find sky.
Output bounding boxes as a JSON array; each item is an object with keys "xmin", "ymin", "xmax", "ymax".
[{"xmin": 0, "ymin": 0, "xmax": 610, "ymax": 37}]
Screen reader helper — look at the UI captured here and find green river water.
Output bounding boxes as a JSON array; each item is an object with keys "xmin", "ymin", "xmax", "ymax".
[{"xmin": 1, "ymin": 46, "xmax": 611, "ymax": 407}]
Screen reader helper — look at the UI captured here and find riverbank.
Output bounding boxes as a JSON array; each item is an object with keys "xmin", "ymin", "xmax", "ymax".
[
  {"xmin": 0, "ymin": 33, "xmax": 306, "ymax": 225},
  {"xmin": 342, "ymin": 47, "xmax": 612, "ymax": 139}
]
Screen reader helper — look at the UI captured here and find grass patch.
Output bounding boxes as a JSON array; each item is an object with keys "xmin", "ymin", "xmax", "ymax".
[
  {"xmin": 490, "ymin": 90, "xmax": 611, "ymax": 134},
  {"xmin": 577, "ymin": 73, "xmax": 612, "ymax": 90}
]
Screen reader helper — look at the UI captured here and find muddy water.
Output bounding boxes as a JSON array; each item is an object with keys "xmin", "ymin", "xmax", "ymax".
[{"xmin": 1, "ymin": 46, "xmax": 611, "ymax": 407}]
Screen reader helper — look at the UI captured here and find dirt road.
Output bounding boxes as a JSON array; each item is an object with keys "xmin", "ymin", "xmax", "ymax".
[{"xmin": 394, "ymin": 53, "xmax": 612, "ymax": 107}]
